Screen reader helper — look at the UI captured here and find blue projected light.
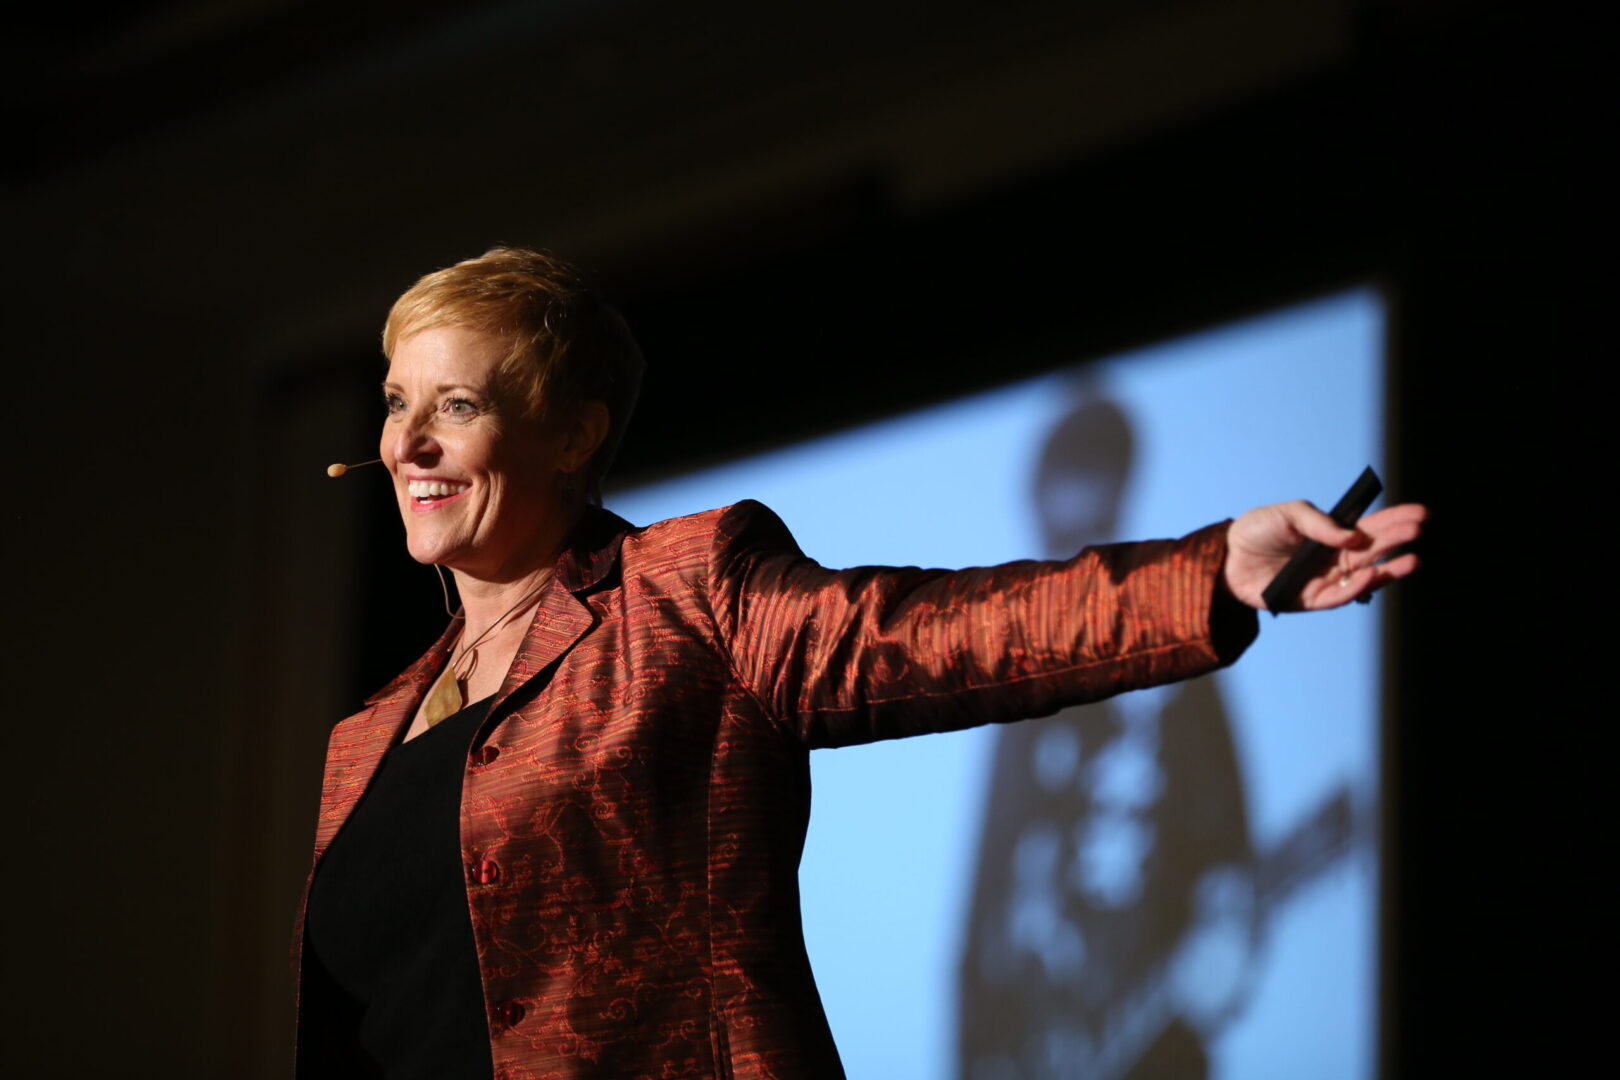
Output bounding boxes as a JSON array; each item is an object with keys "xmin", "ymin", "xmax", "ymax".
[{"xmin": 607, "ymin": 289, "xmax": 1384, "ymax": 1080}]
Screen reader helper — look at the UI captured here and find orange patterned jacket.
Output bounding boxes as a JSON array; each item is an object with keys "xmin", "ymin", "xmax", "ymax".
[{"xmin": 294, "ymin": 500, "xmax": 1255, "ymax": 1079}]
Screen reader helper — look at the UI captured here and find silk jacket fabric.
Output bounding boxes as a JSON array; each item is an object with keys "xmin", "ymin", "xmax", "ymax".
[{"xmin": 294, "ymin": 500, "xmax": 1257, "ymax": 1080}]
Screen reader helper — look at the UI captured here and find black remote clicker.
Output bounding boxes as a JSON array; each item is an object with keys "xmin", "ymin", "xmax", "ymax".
[{"xmin": 1259, "ymin": 466, "xmax": 1383, "ymax": 615}]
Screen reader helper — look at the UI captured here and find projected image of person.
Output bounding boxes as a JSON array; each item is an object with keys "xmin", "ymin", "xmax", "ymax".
[
  {"xmin": 957, "ymin": 395, "xmax": 1252, "ymax": 1080},
  {"xmin": 957, "ymin": 393, "xmax": 1371, "ymax": 1080},
  {"xmin": 294, "ymin": 247, "xmax": 1425, "ymax": 1080}
]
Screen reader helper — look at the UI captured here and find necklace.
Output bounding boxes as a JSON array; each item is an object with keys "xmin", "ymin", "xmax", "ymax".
[{"xmin": 421, "ymin": 569, "xmax": 554, "ymax": 727}]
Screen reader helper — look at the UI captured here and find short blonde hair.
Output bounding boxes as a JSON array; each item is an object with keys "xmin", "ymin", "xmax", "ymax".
[{"xmin": 383, "ymin": 246, "xmax": 645, "ymax": 502}]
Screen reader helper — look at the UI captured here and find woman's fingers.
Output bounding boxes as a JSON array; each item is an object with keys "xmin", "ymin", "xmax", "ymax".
[
  {"xmin": 1226, "ymin": 498, "xmax": 1428, "ymax": 611},
  {"xmin": 1340, "ymin": 505, "xmax": 1427, "ymax": 568},
  {"xmin": 1292, "ymin": 499, "xmax": 1427, "ymax": 555},
  {"xmin": 1280, "ymin": 499, "xmax": 1365, "ymax": 550},
  {"xmin": 1294, "ymin": 504, "xmax": 1427, "ymax": 610},
  {"xmin": 1356, "ymin": 502, "xmax": 1429, "ymax": 538},
  {"xmin": 1308, "ymin": 550, "xmax": 1422, "ymax": 609}
]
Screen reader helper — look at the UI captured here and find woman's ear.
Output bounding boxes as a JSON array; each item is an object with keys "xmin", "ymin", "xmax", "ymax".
[{"xmin": 560, "ymin": 400, "xmax": 611, "ymax": 474}]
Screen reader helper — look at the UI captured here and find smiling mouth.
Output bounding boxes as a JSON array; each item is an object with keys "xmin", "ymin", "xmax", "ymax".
[{"xmin": 407, "ymin": 480, "xmax": 470, "ymax": 509}]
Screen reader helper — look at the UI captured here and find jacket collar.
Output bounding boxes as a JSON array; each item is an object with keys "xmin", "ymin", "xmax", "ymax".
[
  {"xmin": 489, "ymin": 505, "xmax": 630, "ymax": 715},
  {"xmin": 553, "ymin": 503, "xmax": 633, "ymax": 595},
  {"xmin": 316, "ymin": 508, "xmax": 634, "ymax": 858},
  {"xmin": 361, "ymin": 505, "xmax": 633, "ymax": 707}
]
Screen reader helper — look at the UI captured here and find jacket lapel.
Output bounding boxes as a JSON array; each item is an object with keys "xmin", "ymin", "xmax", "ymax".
[
  {"xmin": 313, "ymin": 617, "xmax": 459, "ymax": 857},
  {"xmin": 487, "ymin": 578, "xmax": 593, "ymax": 717},
  {"xmin": 485, "ymin": 506, "xmax": 631, "ymax": 720},
  {"xmin": 315, "ymin": 507, "xmax": 633, "ymax": 848}
]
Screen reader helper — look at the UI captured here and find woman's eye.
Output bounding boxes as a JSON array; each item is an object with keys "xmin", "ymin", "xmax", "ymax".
[
  {"xmin": 444, "ymin": 397, "xmax": 480, "ymax": 417},
  {"xmin": 383, "ymin": 393, "xmax": 406, "ymax": 413}
]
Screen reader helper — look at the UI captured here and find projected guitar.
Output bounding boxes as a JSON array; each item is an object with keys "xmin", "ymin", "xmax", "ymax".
[
  {"xmin": 1069, "ymin": 785, "xmax": 1363, "ymax": 1080},
  {"xmin": 958, "ymin": 766, "xmax": 1364, "ymax": 1080}
]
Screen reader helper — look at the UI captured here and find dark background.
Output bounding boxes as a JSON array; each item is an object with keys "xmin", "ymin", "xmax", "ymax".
[{"xmin": 6, "ymin": 1, "xmax": 1577, "ymax": 1075}]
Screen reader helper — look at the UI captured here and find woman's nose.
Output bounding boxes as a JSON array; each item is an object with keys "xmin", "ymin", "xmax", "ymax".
[{"xmin": 392, "ymin": 414, "xmax": 440, "ymax": 464}]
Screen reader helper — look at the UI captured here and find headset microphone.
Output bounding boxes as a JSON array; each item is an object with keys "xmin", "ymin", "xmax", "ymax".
[{"xmin": 326, "ymin": 459, "xmax": 382, "ymax": 477}]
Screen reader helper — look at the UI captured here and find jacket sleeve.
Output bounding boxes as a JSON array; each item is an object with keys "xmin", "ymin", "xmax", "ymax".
[{"xmin": 704, "ymin": 499, "xmax": 1258, "ymax": 749}]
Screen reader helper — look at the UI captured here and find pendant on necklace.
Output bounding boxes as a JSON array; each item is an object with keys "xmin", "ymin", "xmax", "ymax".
[{"xmin": 422, "ymin": 663, "xmax": 465, "ymax": 727}]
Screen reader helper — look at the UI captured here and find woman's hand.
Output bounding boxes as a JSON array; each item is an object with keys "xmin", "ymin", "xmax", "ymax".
[{"xmin": 1222, "ymin": 500, "xmax": 1428, "ymax": 611}]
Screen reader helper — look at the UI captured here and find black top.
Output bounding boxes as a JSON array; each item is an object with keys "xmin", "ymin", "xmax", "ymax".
[{"xmin": 302, "ymin": 696, "xmax": 495, "ymax": 1079}]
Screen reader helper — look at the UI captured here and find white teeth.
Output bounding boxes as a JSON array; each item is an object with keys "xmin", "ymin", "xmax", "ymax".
[{"xmin": 408, "ymin": 480, "xmax": 469, "ymax": 499}]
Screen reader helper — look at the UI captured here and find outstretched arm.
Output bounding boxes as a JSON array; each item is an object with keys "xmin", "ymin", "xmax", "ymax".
[
  {"xmin": 1222, "ymin": 500, "xmax": 1428, "ymax": 611},
  {"xmin": 708, "ymin": 500, "xmax": 1256, "ymax": 748}
]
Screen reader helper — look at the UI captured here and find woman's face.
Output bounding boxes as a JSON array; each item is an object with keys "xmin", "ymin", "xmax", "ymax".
[{"xmin": 381, "ymin": 325, "xmax": 571, "ymax": 581}]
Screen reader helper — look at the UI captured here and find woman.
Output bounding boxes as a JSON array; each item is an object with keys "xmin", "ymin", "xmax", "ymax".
[{"xmin": 295, "ymin": 247, "xmax": 1425, "ymax": 1079}]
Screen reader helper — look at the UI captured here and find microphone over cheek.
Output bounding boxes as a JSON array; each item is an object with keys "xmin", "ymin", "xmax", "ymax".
[{"xmin": 326, "ymin": 459, "xmax": 383, "ymax": 478}]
